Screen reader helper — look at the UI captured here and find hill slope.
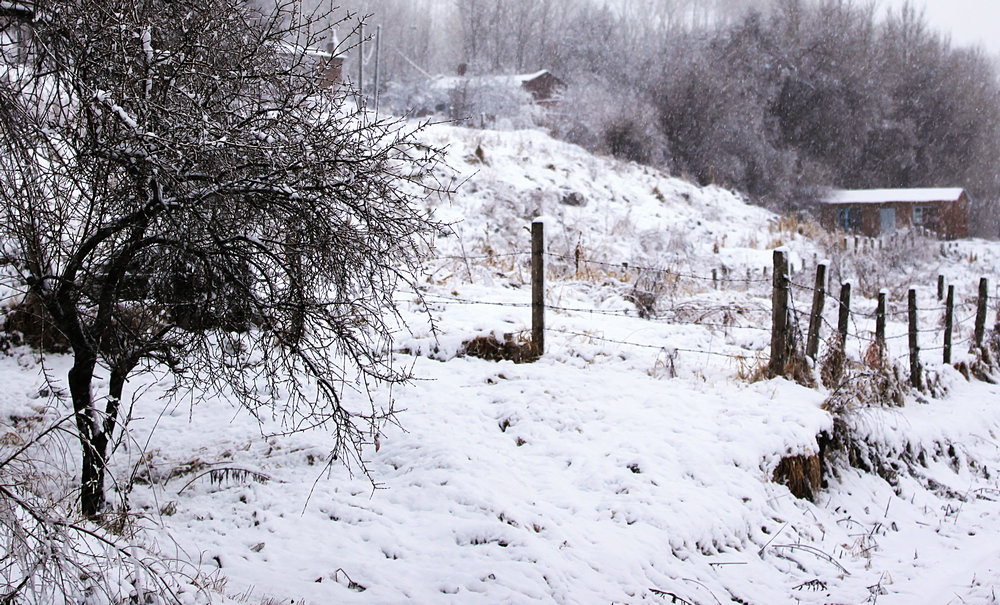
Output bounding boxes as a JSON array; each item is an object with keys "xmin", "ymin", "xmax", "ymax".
[{"xmin": 5, "ymin": 124, "xmax": 1000, "ymax": 603}]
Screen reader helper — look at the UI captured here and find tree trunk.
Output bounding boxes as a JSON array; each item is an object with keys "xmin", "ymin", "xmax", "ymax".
[
  {"xmin": 82, "ymin": 367, "xmax": 129, "ymax": 518},
  {"xmin": 80, "ymin": 432, "xmax": 109, "ymax": 519},
  {"xmin": 69, "ymin": 353, "xmax": 105, "ymax": 518}
]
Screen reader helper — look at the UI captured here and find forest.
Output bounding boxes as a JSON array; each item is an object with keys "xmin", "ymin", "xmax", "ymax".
[{"xmin": 318, "ymin": 0, "xmax": 1000, "ymax": 235}]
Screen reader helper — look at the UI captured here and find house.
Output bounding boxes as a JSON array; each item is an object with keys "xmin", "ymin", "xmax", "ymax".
[
  {"xmin": 431, "ymin": 69, "xmax": 565, "ymax": 107},
  {"xmin": 514, "ymin": 70, "xmax": 564, "ymax": 105},
  {"xmin": 279, "ymin": 42, "xmax": 345, "ymax": 89},
  {"xmin": 815, "ymin": 188, "xmax": 970, "ymax": 240}
]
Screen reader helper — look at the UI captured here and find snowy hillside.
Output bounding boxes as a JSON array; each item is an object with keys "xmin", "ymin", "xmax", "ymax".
[{"xmin": 6, "ymin": 124, "xmax": 1000, "ymax": 603}]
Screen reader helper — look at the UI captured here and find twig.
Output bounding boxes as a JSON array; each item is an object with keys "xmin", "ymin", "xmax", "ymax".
[
  {"xmin": 177, "ymin": 466, "xmax": 274, "ymax": 495},
  {"xmin": 772, "ymin": 544, "xmax": 851, "ymax": 575},
  {"xmin": 649, "ymin": 588, "xmax": 694, "ymax": 604},
  {"xmin": 757, "ymin": 522, "xmax": 788, "ymax": 556},
  {"xmin": 682, "ymin": 578, "xmax": 723, "ymax": 605}
]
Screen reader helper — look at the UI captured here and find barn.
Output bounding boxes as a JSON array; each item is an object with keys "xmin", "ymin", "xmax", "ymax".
[
  {"xmin": 279, "ymin": 42, "xmax": 345, "ymax": 88},
  {"xmin": 515, "ymin": 70, "xmax": 564, "ymax": 105},
  {"xmin": 432, "ymin": 69, "xmax": 565, "ymax": 106},
  {"xmin": 815, "ymin": 188, "xmax": 970, "ymax": 240}
]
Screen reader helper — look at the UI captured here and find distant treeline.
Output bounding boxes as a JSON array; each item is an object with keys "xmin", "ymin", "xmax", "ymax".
[{"xmin": 317, "ymin": 0, "xmax": 1000, "ymax": 234}]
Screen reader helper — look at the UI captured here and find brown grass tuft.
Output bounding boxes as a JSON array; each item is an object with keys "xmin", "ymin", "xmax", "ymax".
[
  {"xmin": 772, "ymin": 453, "xmax": 822, "ymax": 501},
  {"xmin": 2, "ymin": 293, "xmax": 69, "ymax": 353},
  {"xmin": 461, "ymin": 333, "xmax": 539, "ymax": 364},
  {"xmin": 820, "ymin": 333, "xmax": 848, "ymax": 389}
]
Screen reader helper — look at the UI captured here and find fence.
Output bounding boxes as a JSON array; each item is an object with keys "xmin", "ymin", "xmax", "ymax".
[{"xmin": 425, "ymin": 221, "xmax": 998, "ymax": 388}]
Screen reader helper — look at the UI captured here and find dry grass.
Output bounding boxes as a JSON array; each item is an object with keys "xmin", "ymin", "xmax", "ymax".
[
  {"xmin": 461, "ymin": 333, "xmax": 539, "ymax": 364},
  {"xmin": 648, "ymin": 348, "xmax": 678, "ymax": 379},
  {"xmin": 2, "ymin": 293, "xmax": 70, "ymax": 353},
  {"xmin": 820, "ymin": 333, "xmax": 848, "ymax": 389},
  {"xmin": 772, "ymin": 453, "xmax": 822, "ymax": 501},
  {"xmin": 734, "ymin": 352, "xmax": 769, "ymax": 383}
]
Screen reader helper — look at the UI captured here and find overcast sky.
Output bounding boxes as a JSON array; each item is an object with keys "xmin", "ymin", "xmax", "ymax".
[{"xmin": 882, "ymin": 0, "xmax": 1000, "ymax": 56}]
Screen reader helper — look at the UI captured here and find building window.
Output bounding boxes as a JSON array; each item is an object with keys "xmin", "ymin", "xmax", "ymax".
[
  {"xmin": 837, "ymin": 207, "xmax": 860, "ymax": 231},
  {"xmin": 913, "ymin": 205, "xmax": 938, "ymax": 229}
]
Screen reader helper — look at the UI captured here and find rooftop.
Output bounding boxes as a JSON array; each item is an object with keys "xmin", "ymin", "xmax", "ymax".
[{"xmin": 818, "ymin": 188, "xmax": 967, "ymax": 205}]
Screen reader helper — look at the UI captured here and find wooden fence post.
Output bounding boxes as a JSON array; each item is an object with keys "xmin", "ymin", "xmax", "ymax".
[
  {"xmin": 531, "ymin": 221, "xmax": 545, "ymax": 356},
  {"xmin": 909, "ymin": 288, "xmax": 922, "ymax": 390},
  {"xmin": 937, "ymin": 274, "xmax": 945, "ymax": 300},
  {"xmin": 944, "ymin": 284, "xmax": 954, "ymax": 364},
  {"xmin": 770, "ymin": 249, "xmax": 789, "ymax": 376},
  {"xmin": 837, "ymin": 282, "xmax": 851, "ymax": 343},
  {"xmin": 976, "ymin": 277, "xmax": 989, "ymax": 349},
  {"xmin": 876, "ymin": 290, "xmax": 887, "ymax": 352},
  {"xmin": 712, "ymin": 268, "xmax": 718, "ymax": 290},
  {"xmin": 806, "ymin": 263, "xmax": 827, "ymax": 360}
]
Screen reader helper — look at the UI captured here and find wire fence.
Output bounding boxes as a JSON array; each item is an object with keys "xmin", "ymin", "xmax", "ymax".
[{"xmin": 414, "ymin": 236, "xmax": 999, "ymax": 379}]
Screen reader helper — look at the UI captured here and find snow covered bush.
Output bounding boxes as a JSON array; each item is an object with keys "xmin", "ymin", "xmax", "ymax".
[
  {"xmin": 549, "ymin": 76, "xmax": 669, "ymax": 166},
  {"xmin": 0, "ymin": 414, "xmax": 206, "ymax": 603},
  {"xmin": 446, "ymin": 77, "xmax": 540, "ymax": 130}
]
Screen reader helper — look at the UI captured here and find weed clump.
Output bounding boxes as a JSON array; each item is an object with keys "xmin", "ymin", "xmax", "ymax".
[
  {"xmin": 772, "ymin": 453, "xmax": 822, "ymax": 501},
  {"xmin": 962, "ymin": 324, "xmax": 1000, "ymax": 383},
  {"xmin": 461, "ymin": 333, "xmax": 539, "ymax": 364},
  {"xmin": 1, "ymin": 293, "xmax": 70, "ymax": 353},
  {"xmin": 624, "ymin": 271, "xmax": 669, "ymax": 319}
]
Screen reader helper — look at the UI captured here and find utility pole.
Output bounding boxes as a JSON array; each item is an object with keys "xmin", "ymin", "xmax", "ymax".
[
  {"xmin": 374, "ymin": 25, "xmax": 382, "ymax": 115},
  {"xmin": 357, "ymin": 22, "xmax": 364, "ymax": 105}
]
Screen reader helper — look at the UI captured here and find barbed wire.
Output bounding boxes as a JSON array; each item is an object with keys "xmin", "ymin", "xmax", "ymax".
[
  {"xmin": 907, "ymin": 336, "xmax": 974, "ymax": 354},
  {"xmin": 430, "ymin": 251, "xmax": 527, "ymax": 262},
  {"xmin": 423, "ymin": 285, "xmax": 982, "ymax": 349},
  {"xmin": 417, "ymin": 247, "xmax": 999, "ymax": 369},
  {"xmin": 421, "ymin": 294, "xmax": 772, "ymax": 333},
  {"xmin": 421, "ymin": 294, "xmax": 531, "ymax": 309},
  {"xmin": 544, "ymin": 253, "xmax": 773, "ymax": 285},
  {"xmin": 550, "ymin": 327, "xmax": 754, "ymax": 360}
]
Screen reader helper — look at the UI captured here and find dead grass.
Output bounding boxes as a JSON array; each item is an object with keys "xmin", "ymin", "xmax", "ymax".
[
  {"xmin": 745, "ymin": 323, "xmax": 815, "ymax": 387},
  {"xmin": 772, "ymin": 453, "xmax": 822, "ymax": 501},
  {"xmin": 2, "ymin": 293, "xmax": 69, "ymax": 353},
  {"xmin": 460, "ymin": 333, "xmax": 539, "ymax": 364},
  {"xmin": 734, "ymin": 352, "xmax": 769, "ymax": 383},
  {"xmin": 962, "ymin": 327, "xmax": 1000, "ymax": 383},
  {"xmin": 625, "ymin": 272, "xmax": 670, "ymax": 319},
  {"xmin": 820, "ymin": 333, "xmax": 848, "ymax": 389}
]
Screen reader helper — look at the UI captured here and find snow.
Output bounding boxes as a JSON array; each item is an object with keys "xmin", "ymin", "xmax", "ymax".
[
  {"xmin": 6, "ymin": 124, "xmax": 1000, "ymax": 603},
  {"xmin": 277, "ymin": 42, "xmax": 337, "ymax": 59},
  {"xmin": 820, "ymin": 188, "xmax": 967, "ymax": 205},
  {"xmin": 431, "ymin": 70, "xmax": 553, "ymax": 93},
  {"xmin": 142, "ymin": 27, "xmax": 153, "ymax": 65},
  {"xmin": 94, "ymin": 89, "xmax": 139, "ymax": 131}
]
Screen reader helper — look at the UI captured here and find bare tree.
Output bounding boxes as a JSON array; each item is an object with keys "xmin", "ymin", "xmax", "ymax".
[{"xmin": 0, "ymin": 0, "xmax": 444, "ymax": 518}]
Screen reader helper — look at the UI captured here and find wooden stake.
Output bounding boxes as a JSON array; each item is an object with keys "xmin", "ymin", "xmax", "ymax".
[
  {"xmin": 531, "ymin": 221, "xmax": 544, "ymax": 356},
  {"xmin": 909, "ymin": 288, "xmax": 922, "ymax": 390},
  {"xmin": 806, "ymin": 263, "xmax": 827, "ymax": 360},
  {"xmin": 876, "ymin": 291, "xmax": 886, "ymax": 352},
  {"xmin": 944, "ymin": 284, "xmax": 954, "ymax": 364},
  {"xmin": 770, "ymin": 250, "xmax": 789, "ymax": 376},
  {"xmin": 976, "ymin": 277, "xmax": 989, "ymax": 349},
  {"xmin": 837, "ymin": 282, "xmax": 851, "ymax": 342}
]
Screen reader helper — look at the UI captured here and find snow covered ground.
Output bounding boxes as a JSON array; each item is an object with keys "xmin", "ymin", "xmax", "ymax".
[{"xmin": 5, "ymin": 124, "xmax": 1000, "ymax": 603}]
